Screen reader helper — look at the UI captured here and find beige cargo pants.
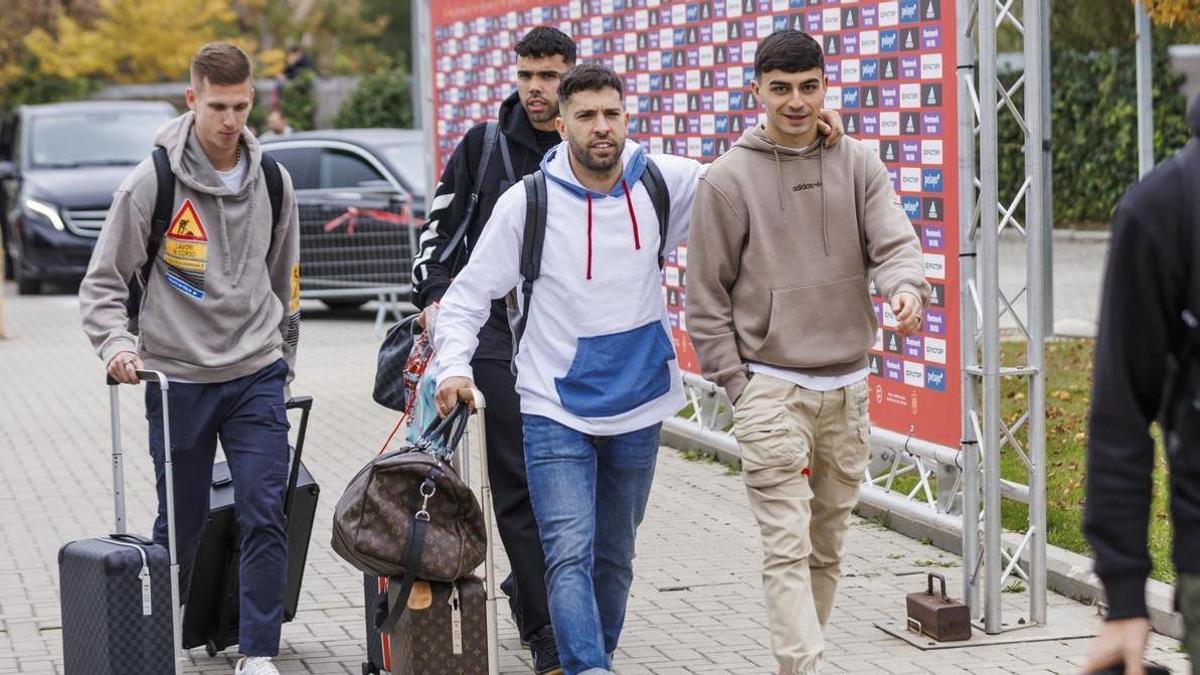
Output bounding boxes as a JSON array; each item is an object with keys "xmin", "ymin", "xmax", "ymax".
[{"xmin": 732, "ymin": 374, "xmax": 871, "ymax": 675}]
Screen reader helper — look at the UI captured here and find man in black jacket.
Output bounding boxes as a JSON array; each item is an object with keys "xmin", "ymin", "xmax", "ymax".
[
  {"xmin": 412, "ymin": 27, "xmax": 577, "ymax": 674},
  {"xmin": 1082, "ymin": 96, "xmax": 1200, "ymax": 674}
]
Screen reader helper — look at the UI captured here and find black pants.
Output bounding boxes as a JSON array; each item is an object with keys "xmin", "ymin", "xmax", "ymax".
[{"xmin": 472, "ymin": 357, "xmax": 551, "ymax": 642}]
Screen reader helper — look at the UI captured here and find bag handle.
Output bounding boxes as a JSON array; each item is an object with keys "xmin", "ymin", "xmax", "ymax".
[{"xmin": 416, "ymin": 401, "xmax": 471, "ymax": 461}]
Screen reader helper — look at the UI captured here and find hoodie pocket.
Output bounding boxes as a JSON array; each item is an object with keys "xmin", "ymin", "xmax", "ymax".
[
  {"xmin": 555, "ymin": 321, "xmax": 675, "ymax": 418},
  {"xmin": 757, "ymin": 276, "xmax": 876, "ymax": 367}
]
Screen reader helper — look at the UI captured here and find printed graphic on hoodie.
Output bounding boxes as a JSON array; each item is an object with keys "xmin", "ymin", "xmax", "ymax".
[{"xmin": 162, "ymin": 199, "xmax": 207, "ymax": 300}]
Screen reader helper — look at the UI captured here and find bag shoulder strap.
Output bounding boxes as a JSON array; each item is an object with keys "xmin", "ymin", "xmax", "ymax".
[
  {"xmin": 142, "ymin": 146, "xmax": 175, "ymax": 287},
  {"xmin": 496, "ymin": 127, "xmax": 516, "ymax": 185},
  {"xmin": 375, "ymin": 473, "xmax": 436, "ymax": 633},
  {"xmin": 261, "ymin": 151, "xmax": 284, "ymax": 254},
  {"xmin": 639, "ymin": 156, "xmax": 671, "ymax": 269},
  {"xmin": 509, "ymin": 171, "xmax": 548, "ymax": 368},
  {"xmin": 437, "ymin": 121, "xmax": 502, "ymax": 264}
]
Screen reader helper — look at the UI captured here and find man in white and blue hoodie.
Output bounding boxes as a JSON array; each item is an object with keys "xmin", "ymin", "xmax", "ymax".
[{"xmin": 433, "ymin": 64, "xmax": 703, "ymax": 675}]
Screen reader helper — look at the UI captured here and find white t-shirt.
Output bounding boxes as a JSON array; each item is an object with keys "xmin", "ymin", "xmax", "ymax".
[
  {"xmin": 748, "ymin": 362, "xmax": 869, "ymax": 392},
  {"xmin": 216, "ymin": 151, "xmax": 247, "ymax": 192}
]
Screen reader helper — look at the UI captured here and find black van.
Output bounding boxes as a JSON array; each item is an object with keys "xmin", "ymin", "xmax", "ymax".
[{"xmin": 0, "ymin": 100, "xmax": 176, "ymax": 294}]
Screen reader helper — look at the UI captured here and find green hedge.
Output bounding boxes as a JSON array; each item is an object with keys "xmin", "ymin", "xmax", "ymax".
[
  {"xmin": 999, "ymin": 46, "xmax": 1192, "ymax": 227},
  {"xmin": 279, "ymin": 70, "xmax": 317, "ymax": 132},
  {"xmin": 335, "ymin": 68, "xmax": 413, "ymax": 129}
]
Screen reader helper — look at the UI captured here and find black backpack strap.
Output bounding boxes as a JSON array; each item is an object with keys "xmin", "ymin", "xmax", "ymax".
[
  {"xmin": 144, "ymin": 146, "xmax": 175, "ymax": 283},
  {"xmin": 126, "ymin": 146, "xmax": 175, "ymax": 329},
  {"xmin": 261, "ymin": 151, "xmax": 284, "ymax": 253},
  {"xmin": 438, "ymin": 121, "xmax": 502, "ymax": 264},
  {"xmin": 509, "ymin": 171, "xmax": 548, "ymax": 371},
  {"xmin": 497, "ymin": 129, "xmax": 517, "ymax": 185},
  {"xmin": 639, "ymin": 157, "xmax": 671, "ymax": 269}
]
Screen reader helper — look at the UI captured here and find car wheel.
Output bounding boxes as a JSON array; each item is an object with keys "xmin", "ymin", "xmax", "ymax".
[{"xmin": 321, "ymin": 298, "xmax": 369, "ymax": 310}]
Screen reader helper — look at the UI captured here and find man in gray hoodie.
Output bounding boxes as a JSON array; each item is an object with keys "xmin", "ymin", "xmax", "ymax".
[
  {"xmin": 685, "ymin": 30, "xmax": 929, "ymax": 675},
  {"xmin": 79, "ymin": 43, "xmax": 300, "ymax": 675}
]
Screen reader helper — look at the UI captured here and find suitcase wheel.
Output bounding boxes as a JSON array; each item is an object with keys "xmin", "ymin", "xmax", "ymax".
[
  {"xmin": 206, "ymin": 640, "xmax": 220, "ymax": 658},
  {"xmin": 361, "ymin": 662, "xmax": 380, "ymax": 675}
]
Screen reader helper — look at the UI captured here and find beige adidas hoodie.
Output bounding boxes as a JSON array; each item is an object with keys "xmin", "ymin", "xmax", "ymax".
[{"xmin": 685, "ymin": 124, "xmax": 929, "ymax": 404}]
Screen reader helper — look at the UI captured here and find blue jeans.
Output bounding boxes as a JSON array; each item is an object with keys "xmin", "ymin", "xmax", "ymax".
[{"xmin": 522, "ymin": 415, "xmax": 661, "ymax": 675}]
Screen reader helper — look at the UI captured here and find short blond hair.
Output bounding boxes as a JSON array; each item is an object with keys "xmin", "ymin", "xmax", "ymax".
[{"xmin": 190, "ymin": 43, "xmax": 252, "ymax": 89}]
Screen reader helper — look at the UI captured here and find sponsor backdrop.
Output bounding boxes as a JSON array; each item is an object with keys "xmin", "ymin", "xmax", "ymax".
[{"xmin": 429, "ymin": 0, "xmax": 961, "ymax": 448}]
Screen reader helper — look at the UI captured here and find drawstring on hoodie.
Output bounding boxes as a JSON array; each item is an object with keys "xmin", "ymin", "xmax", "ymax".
[
  {"xmin": 586, "ymin": 194, "xmax": 594, "ymax": 280},
  {"xmin": 215, "ymin": 188, "xmax": 260, "ymax": 287},
  {"xmin": 583, "ymin": 182, "xmax": 644, "ymax": 281},
  {"xmin": 767, "ymin": 134, "xmax": 830, "ymax": 256},
  {"xmin": 773, "ymin": 147, "xmax": 786, "ymax": 213},
  {"xmin": 622, "ymin": 180, "xmax": 642, "ymax": 251},
  {"xmin": 819, "ymin": 144, "xmax": 829, "ymax": 256}
]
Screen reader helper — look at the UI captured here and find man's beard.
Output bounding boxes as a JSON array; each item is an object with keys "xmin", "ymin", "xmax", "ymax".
[
  {"xmin": 524, "ymin": 99, "xmax": 558, "ymax": 125},
  {"xmin": 568, "ymin": 136, "xmax": 621, "ymax": 173}
]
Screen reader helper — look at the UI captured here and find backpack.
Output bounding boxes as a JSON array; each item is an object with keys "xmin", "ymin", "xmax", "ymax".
[
  {"xmin": 506, "ymin": 157, "xmax": 671, "ymax": 370},
  {"xmin": 125, "ymin": 144, "xmax": 284, "ymax": 331},
  {"xmin": 436, "ymin": 120, "xmax": 516, "ymax": 266}
]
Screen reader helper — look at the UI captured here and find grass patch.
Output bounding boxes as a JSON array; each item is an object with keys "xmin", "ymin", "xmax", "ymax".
[
  {"xmin": 914, "ymin": 558, "xmax": 958, "ymax": 569},
  {"xmin": 998, "ymin": 338, "xmax": 1175, "ymax": 583},
  {"xmin": 678, "ymin": 448, "xmax": 718, "ymax": 464},
  {"xmin": 1003, "ymin": 581, "xmax": 1027, "ymax": 594}
]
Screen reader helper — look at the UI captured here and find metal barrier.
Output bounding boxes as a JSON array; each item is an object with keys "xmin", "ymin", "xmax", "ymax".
[{"xmin": 297, "ymin": 190, "xmax": 417, "ymax": 332}]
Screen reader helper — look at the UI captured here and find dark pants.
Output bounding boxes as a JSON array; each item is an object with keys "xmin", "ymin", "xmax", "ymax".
[
  {"xmin": 472, "ymin": 358, "xmax": 551, "ymax": 642},
  {"xmin": 146, "ymin": 359, "xmax": 290, "ymax": 657}
]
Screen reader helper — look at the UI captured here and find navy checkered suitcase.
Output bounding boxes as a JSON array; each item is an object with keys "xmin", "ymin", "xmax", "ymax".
[{"xmin": 59, "ymin": 371, "xmax": 184, "ymax": 675}]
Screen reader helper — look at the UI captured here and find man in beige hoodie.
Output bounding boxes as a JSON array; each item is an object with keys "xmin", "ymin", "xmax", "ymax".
[{"xmin": 685, "ymin": 30, "xmax": 930, "ymax": 675}]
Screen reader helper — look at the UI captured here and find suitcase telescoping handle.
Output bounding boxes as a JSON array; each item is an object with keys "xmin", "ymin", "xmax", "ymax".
[
  {"xmin": 457, "ymin": 389, "xmax": 500, "ymax": 675},
  {"xmin": 106, "ymin": 369, "xmax": 185, "ymax": 675},
  {"xmin": 283, "ymin": 395, "xmax": 313, "ymax": 519}
]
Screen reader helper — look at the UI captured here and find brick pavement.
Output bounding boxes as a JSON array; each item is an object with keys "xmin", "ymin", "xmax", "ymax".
[{"xmin": 0, "ymin": 282, "xmax": 1191, "ymax": 674}]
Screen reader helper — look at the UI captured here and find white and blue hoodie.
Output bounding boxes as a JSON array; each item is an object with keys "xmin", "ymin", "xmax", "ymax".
[{"xmin": 433, "ymin": 140, "xmax": 702, "ymax": 435}]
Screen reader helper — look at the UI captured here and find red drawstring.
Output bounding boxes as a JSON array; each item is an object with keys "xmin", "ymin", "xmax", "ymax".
[
  {"xmin": 586, "ymin": 193, "xmax": 594, "ymax": 280},
  {"xmin": 622, "ymin": 180, "xmax": 642, "ymax": 251}
]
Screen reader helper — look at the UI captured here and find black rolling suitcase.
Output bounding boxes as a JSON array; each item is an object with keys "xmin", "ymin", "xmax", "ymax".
[
  {"xmin": 182, "ymin": 396, "xmax": 319, "ymax": 656},
  {"xmin": 59, "ymin": 371, "xmax": 184, "ymax": 675}
]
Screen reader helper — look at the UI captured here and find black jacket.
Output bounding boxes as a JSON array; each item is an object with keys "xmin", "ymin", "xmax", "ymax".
[
  {"xmin": 411, "ymin": 93, "xmax": 557, "ymax": 361},
  {"xmin": 1085, "ymin": 129, "xmax": 1200, "ymax": 620}
]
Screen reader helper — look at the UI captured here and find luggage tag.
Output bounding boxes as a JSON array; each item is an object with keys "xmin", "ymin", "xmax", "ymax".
[
  {"xmin": 449, "ymin": 583, "xmax": 463, "ymax": 655},
  {"xmin": 140, "ymin": 567, "xmax": 153, "ymax": 616}
]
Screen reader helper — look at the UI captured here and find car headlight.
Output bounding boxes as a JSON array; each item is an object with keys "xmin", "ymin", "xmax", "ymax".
[{"xmin": 23, "ymin": 197, "xmax": 66, "ymax": 231}]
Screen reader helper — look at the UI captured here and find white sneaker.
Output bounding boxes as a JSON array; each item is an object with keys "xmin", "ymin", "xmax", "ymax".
[{"xmin": 234, "ymin": 656, "xmax": 280, "ymax": 675}]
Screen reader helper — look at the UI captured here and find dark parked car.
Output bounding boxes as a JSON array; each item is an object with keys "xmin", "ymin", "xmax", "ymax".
[
  {"xmin": 0, "ymin": 100, "xmax": 177, "ymax": 294},
  {"xmin": 262, "ymin": 129, "xmax": 428, "ymax": 310}
]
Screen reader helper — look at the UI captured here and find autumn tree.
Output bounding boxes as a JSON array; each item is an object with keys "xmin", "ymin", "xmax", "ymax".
[
  {"xmin": 1142, "ymin": 0, "xmax": 1200, "ymax": 29},
  {"xmin": 25, "ymin": 0, "xmax": 237, "ymax": 83}
]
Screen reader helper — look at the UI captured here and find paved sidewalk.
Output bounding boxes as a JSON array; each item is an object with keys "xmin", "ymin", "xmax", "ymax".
[{"xmin": 0, "ymin": 281, "xmax": 1190, "ymax": 674}]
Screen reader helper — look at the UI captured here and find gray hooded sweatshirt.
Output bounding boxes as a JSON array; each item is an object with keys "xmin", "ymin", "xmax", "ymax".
[{"xmin": 80, "ymin": 112, "xmax": 300, "ymax": 383}]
